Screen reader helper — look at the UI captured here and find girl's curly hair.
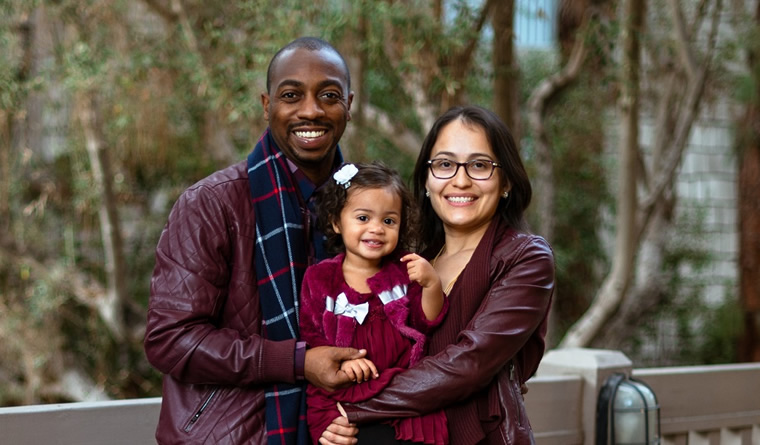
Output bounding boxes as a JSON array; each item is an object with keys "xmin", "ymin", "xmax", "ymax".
[{"xmin": 315, "ymin": 161, "xmax": 419, "ymax": 256}]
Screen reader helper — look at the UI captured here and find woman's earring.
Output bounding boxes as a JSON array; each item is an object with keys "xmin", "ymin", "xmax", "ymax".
[
  {"xmin": 502, "ymin": 191, "xmax": 509, "ymax": 199},
  {"xmin": 425, "ymin": 190, "xmax": 430, "ymax": 198}
]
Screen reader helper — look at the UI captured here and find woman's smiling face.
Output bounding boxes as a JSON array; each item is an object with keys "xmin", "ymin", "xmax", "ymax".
[{"xmin": 425, "ymin": 119, "xmax": 507, "ymax": 236}]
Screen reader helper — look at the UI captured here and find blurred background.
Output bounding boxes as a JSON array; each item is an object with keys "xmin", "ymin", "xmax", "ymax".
[{"xmin": 1, "ymin": 0, "xmax": 758, "ymax": 407}]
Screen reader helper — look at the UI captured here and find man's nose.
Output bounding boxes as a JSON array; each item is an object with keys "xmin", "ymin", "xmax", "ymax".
[{"xmin": 297, "ymin": 94, "xmax": 326, "ymax": 120}]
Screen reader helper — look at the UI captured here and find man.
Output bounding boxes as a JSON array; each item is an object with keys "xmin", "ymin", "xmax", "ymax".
[{"xmin": 145, "ymin": 37, "xmax": 362, "ymax": 445}]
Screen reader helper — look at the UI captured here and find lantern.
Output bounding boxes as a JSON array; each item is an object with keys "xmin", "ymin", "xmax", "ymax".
[{"xmin": 596, "ymin": 373, "xmax": 661, "ymax": 445}]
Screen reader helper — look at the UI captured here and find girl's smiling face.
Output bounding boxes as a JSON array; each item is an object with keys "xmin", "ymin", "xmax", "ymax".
[
  {"xmin": 332, "ymin": 186, "xmax": 402, "ymax": 268},
  {"xmin": 425, "ymin": 119, "xmax": 508, "ymax": 236}
]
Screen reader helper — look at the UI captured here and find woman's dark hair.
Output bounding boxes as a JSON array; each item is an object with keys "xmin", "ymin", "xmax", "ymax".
[
  {"xmin": 412, "ymin": 105, "xmax": 532, "ymax": 250},
  {"xmin": 316, "ymin": 161, "xmax": 419, "ymax": 256}
]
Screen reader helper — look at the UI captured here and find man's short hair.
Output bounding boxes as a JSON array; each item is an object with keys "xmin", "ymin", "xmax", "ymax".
[{"xmin": 265, "ymin": 37, "xmax": 351, "ymax": 93}]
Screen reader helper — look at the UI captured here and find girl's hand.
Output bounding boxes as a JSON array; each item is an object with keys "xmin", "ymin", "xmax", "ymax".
[
  {"xmin": 340, "ymin": 358, "xmax": 379, "ymax": 383},
  {"xmin": 319, "ymin": 410, "xmax": 358, "ymax": 445},
  {"xmin": 401, "ymin": 253, "xmax": 438, "ymax": 289}
]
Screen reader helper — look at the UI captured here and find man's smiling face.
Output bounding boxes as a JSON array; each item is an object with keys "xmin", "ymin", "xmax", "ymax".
[{"xmin": 261, "ymin": 47, "xmax": 353, "ymax": 185}]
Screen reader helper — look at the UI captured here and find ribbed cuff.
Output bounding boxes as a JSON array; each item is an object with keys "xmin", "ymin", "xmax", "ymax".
[{"xmin": 294, "ymin": 341, "xmax": 307, "ymax": 381}]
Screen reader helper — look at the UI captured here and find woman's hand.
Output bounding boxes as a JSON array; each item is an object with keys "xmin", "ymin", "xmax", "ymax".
[{"xmin": 319, "ymin": 404, "xmax": 358, "ymax": 445}]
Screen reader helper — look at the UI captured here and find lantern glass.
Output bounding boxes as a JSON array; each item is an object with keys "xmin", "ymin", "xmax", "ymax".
[{"xmin": 612, "ymin": 381, "xmax": 659, "ymax": 444}]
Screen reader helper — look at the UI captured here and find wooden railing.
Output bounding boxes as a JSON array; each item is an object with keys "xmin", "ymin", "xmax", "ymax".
[{"xmin": 1, "ymin": 348, "xmax": 758, "ymax": 444}]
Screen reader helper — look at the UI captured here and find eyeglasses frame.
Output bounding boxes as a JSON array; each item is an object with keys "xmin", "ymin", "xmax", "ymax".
[{"xmin": 426, "ymin": 158, "xmax": 502, "ymax": 180}]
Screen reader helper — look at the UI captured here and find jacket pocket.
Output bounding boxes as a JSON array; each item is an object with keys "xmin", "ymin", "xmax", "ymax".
[{"xmin": 184, "ymin": 387, "xmax": 218, "ymax": 432}]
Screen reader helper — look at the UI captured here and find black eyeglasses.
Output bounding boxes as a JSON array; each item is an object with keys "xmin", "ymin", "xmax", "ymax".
[{"xmin": 427, "ymin": 158, "xmax": 502, "ymax": 180}]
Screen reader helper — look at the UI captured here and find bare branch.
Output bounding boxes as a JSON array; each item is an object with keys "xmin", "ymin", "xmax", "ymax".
[
  {"xmin": 140, "ymin": 0, "xmax": 178, "ymax": 23},
  {"xmin": 364, "ymin": 104, "xmax": 423, "ymax": 157},
  {"xmin": 77, "ymin": 93, "xmax": 128, "ymax": 342},
  {"xmin": 527, "ymin": 27, "xmax": 588, "ymax": 241},
  {"xmin": 667, "ymin": 0, "xmax": 698, "ymax": 80},
  {"xmin": 380, "ymin": 22, "xmax": 438, "ymax": 131},
  {"xmin": 457, "ymin": 0, "xmax": 498, "ymax": 66},
  {"xmin": 640, "ymin": 1, "xmax": 720, "ymax": 213}
]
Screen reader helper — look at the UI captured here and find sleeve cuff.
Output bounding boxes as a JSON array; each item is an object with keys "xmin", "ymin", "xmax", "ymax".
[{"xmin": 294, "ymin": 341, "xmax": 308, "ymax": 381}]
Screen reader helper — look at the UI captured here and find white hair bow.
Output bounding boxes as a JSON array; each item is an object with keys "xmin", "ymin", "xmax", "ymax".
[{"xmin": 333, "ymin": 164, "xmax": 359, "ymax": 189}]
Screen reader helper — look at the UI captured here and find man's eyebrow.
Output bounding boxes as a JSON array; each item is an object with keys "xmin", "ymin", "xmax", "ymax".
[
  {"xmin": 317, "ymin": 79, "xmax": 345, "ymax": 90},
  {"xmin": 274, "ymin": 79, "xmax": 304, "ymax": 90}
]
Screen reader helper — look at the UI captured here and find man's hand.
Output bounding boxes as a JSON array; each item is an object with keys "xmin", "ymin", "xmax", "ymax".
[
  {"xmin": 340, "ymin": 358, "xmax": 379, "ymax": 383},
  {"xmin": 319, "ymin": 410, "xmax": 358, "ymax": 445},
  {"xmin": 305, "ymin": 346, "xmax": 367, "ymax": 392}
]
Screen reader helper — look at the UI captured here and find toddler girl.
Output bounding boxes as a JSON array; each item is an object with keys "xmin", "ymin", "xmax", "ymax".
[{"xmin": 299, "ymin": 162, "xmax": 448, "ymax": 444}]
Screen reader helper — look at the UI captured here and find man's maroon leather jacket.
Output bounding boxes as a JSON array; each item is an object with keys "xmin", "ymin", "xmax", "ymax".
[
  {"xmin": 144, "ymin": 161, "xmax": 297, "ymax": 444},
  {"xmin": 342, "ymin": 229, "xmax": 555, "ymax": 445}
]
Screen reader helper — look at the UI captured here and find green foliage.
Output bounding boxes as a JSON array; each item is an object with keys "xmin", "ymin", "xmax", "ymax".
[
  {"xmin": 696, "ymin": 291, "xmax": 744, "ymax": 364},
  {"xmin": 619, "ymin": 207, "xmax": 742, "ymax": 366}
]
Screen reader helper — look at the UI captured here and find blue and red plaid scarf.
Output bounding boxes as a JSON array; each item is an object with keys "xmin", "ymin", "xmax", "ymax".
[{"xmin": 248, "ymin": 129, "xmax": 316, "ymax": 445}]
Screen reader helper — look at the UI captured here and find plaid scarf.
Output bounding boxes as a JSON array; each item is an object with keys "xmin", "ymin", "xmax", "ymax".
[{"xmin": 248, "ymin": 129, "xmax": 321, "ymax": 445}]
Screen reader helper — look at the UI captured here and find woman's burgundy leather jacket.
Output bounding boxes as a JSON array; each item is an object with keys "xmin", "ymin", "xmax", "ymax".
[
  {"xmin": 342, "ymin": 227, "xmax": 555, "ymax": 445},
  {"xmin": 144, "ymin": 161, "xmax": 298, "ymax": 444}
]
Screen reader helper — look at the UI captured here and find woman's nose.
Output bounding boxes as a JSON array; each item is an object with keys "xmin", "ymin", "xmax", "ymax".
[{"xmin": 451, "ymin": 164, "xmax": 472, "ymax": 186}]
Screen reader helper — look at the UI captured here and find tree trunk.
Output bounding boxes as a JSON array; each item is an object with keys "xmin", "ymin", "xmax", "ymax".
[
  {"xmin": 342, "ymin": 1, "xmax": 370, "ymax": 162},
  {"xmin": 560, "ymin": 0, "xmax": 645, "ymax": 348},
  {"xmin": 78, "ymin": 93, "xmax": 128, "ymax": 342},
  {"xmin": 738, "ymin": 0, "xmax": 760, "ymax": 362},
  {"xmin": 492, "ymin": 0, "xmax": 518, "ymax": 135},
  {"xmin": 738, "ymin": 126, "xmax": 760, "ymax": 362},
  {"xmin": 1, "ymin": 111, "xmax": 10, "ymax": 235}
]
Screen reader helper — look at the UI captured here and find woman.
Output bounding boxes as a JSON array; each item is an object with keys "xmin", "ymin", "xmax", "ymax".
[{"xmin": 321, "ymin": 105, "xmax": 555, "ymax": 445}]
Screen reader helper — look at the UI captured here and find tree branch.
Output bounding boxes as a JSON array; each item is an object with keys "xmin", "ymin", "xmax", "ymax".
[
  {"xmin": 640, "ymin": 0, "xmax": 720, "ymax": 213},
  {"xmin": 141, "ymin": 0, "xmax": 178, "ymax": 23},
  {"xmin": 527, "ymin": 23, "xmax": 588, "ymax": 241},
  {"xmin": 667, "ymin": 0, "xmax": 698, "ymax": 80},
  {"xmin": 364, "ymin": 104, "xmax": 423, "ymax": 157}
]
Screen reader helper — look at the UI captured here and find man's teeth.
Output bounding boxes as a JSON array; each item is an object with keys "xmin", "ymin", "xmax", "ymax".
[
  {"xmin": 295, "ymin": 130, "xmax": 326, "ymax": 138},
  {"xmin": 447, "ymin": 196, "xmax": 474, "ymax": 203}
]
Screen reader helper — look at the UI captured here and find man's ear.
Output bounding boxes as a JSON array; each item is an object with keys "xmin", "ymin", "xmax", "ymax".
[
  {"xmin": 345, "ymin": 91, "xmax": 354, "ymax": 121},
  {"xmin": 261, "ymin": 93, "xmax": 270, "ymax": 121}
]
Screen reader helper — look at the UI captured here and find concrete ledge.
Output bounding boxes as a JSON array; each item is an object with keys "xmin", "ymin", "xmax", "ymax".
[{"xmin": 0, "ymin": 397, "xmax": 161, "ymax": 445}]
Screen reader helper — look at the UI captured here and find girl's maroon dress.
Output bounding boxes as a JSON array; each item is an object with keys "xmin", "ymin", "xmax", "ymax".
[{"xmin": 299, "ymin": 252, "xmax": 449, "ymax": 444}]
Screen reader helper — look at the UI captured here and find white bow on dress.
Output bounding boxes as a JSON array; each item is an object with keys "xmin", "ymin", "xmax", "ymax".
[{"xmin": 326, "ymin": 292, "xmax": 369, "ymax": 324}]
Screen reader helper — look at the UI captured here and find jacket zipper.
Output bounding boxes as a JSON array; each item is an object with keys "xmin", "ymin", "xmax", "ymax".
[
  {"xmin": 184, "ymin": 389, "xmax": 217, "ymax": 432},
  {"xmin": 509, "ymin": 362, "xmax": 523, "ymax": 427}
]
